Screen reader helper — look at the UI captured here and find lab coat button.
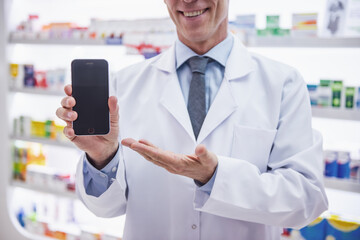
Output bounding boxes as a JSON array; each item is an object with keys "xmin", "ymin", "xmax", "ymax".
[
  {"xmin": 112, "ymin": 167, "xmax": 117, "ymax": 172},
  {"xmin": 192, "ymin": 224, "xmax": 197, "ymax": 230}
]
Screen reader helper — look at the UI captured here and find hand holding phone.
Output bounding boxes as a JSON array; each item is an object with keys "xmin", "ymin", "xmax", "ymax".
[{"xmin": 56, "ymin": 59, "xmax": 119, "ymax": 168}]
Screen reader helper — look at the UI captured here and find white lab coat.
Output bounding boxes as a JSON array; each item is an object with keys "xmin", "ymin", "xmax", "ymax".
[{"xmin": 75, "ymin": 35, "xmax": 328, "ymax": 240}]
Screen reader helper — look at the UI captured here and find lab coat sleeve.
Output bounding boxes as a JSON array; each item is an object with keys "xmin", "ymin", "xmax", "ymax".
[
  {"xmin": 75, "ymin": 147, "xmax": 128, "ymax": 218},
  {"xmin": 75, "ymin": 73, "xmax": 128, "ymax": 218},
  {"xmin": 194, "ymin": 70, "xmax": 328, "ymax": 229}
]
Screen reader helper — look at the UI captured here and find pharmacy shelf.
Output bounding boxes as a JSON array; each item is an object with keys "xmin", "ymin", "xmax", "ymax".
[
  {"xmin": 10, "ymin": 135, "xmax": 74, "ymax": 148},
  {"xmin": 8, "ymin": 37, "xmax": 107, "ymax": 46},
  {"xmin": 9, "ymin": 87, "xmax": 64, "ymax": 96},
  {"xmin": 324, "ymin": 177, "xmax": 360, "ymax": 193},
  {"xmin": 11, "ymin": 180, "xmax": 77, "ymax": 199},
  {"xmin": 311, "ymin": 107, "xmax": 360, "ymax": 121},
  {"xmin": 247, "ymin": 37, "xmax": 360, "ymax": 48},
  {"xmin": 9, "ymin": 36, "xmax": 360, "ymax": 48}
]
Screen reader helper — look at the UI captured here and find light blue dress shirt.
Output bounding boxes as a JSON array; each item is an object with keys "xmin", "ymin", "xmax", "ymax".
[{"xmin": 84, "ymin": 34, "xmax": 234, "ymax": 197}]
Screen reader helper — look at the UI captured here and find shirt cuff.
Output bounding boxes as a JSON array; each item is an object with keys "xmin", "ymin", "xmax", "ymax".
[
  {"xmin": 194, "ymin": 165, "xmax": 218, "ymax": 195},
  {"xmin": 83, "ymin": 149, "xmax": 120, "ymax": 197}
]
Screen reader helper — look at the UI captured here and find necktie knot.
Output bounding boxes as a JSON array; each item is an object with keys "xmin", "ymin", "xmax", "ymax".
[{"xmin": 188, "ymin": 56, "xmax": 209, "ymax": 74}]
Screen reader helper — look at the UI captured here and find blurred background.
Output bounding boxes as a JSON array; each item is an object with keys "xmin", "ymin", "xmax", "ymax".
[{"xmin": 0, "ymin": 0, "xmax": 360, "ymax": 239}]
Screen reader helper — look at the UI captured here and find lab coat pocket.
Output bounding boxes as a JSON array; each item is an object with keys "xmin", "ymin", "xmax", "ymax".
[{"xmin": 232, "ymin": 125, "xmax": 277, "ymax": 173}]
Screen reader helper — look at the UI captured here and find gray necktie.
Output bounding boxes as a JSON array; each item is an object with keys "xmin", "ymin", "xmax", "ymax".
[{"xmin": 187, "ymin": 56, "xmax": 210, "ymax": 140}]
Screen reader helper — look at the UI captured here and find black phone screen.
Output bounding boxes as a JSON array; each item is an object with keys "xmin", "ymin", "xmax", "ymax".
[{"xmin": 71, "ymin": 59, "xmax": 109, "ymax": 135}]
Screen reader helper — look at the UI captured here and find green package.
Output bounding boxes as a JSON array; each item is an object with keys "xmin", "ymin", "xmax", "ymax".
[
  {"xmin": 266, "ymin": 15, "xmax": 280, "ymax": 29},
  {"xmin": 345, "ymin": 87, "xmax": 355, "ymax": 109},
  {"xmin": 331, "ymin": 80, "xmax": 343, "ymax": 108}
]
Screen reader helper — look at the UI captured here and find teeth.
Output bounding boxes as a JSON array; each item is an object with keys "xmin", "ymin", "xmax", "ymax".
[{"xmin": 184, "ymin": 9, "xmax": 205, "ymax": 17}]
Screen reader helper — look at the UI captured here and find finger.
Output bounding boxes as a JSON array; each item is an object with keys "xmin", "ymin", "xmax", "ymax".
[
  {"xmin": 64, "ymin": 84, "xmax": 72, "ymax": 96},
  {"xmin": 138, "ymin": 139, "xmax": 159, "ymax": 149},
  {"xmin": 63, "ymin": 126, "xmax": 76, "ymax": 141},
  {"xmin": 61, "ymin": 96, "xmax": 76, "ymax": 109},
  {"xmin": 130, "ymin": 142, "xmax": 161, "ymax": 159},
  {"xmin": 121, "ymin": 138, "xmax": 137, "ymax": 148},
  {"xmin": 56, "ymin": 107, "xmax": 78, "ymax": 122},
  {"xmin": 109, "ymin": 96, "xmax": 119, "ymax": 126}
]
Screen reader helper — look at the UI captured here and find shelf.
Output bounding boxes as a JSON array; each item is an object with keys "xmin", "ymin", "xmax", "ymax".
[
  {"xmin": 9, "ymin": 36, "xmax": 360, "ymax": 48},
  {"xmin": 311, "ymin": 107, "xmax": 360, "ymax": 121},
  {"xmin": 324, "ymin": 177, "xmax": 360, "ymax": 193},
  {"xmin": 11, "ymin": 180, "xmax": 77, "ymax": 199},
  {"xmin": 8, "ymin": 37, "xmax": 107, "ymax": 46},
  {"xmin": 9, "ymin": 87, "xmax": 64, "ymax": 96},
  {"xmin": 10, "ymin": 135, "xmax": 74, "ymax": 148},
  {"xmin": 247, "ymin": 37, "xmax": 360, "ymax": 48}
]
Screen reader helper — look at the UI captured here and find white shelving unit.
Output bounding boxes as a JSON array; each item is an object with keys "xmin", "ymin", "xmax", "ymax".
[
  {"xmin": 247, "ymin": 37, "xmax": 360, "ymax": 48},
  {"xmin": 312, "ymin": 107, "xmax": 360, "ymax": 121},
  {"xmin": 9, "ymin": 87, "xmax": 64, "ymax": 97},
  {"xmin": 324, "ymin": 178, "xmax": 360, "ymax": 193},
  {"xmin": 11, "ymin": 180, "xmax": 77, "ymax": 199},
  {"xmin": 8, "ymin": 37, "xmax": 107, "ymax": 46},
  {"xmin": 9, "ymin": 36, "xmax": 360, "ymax": 48},
  {"xmin": 10, "ymin": 135, "xmax": 74, "ymax": 148}
]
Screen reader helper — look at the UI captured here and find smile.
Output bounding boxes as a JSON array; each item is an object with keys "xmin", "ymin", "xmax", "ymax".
[{"xmin": 182, "ymin": 8, "xmax": 208, "ymax": 17}]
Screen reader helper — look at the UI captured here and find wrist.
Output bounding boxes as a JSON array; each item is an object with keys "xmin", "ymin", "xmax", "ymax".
[
  {"xmin": 86, "ymin": 142, "xmax": 119, "ymax": 170},
  {"xmin": 197, "ymin": 163, "xmax": 218, "ymax": 185}
]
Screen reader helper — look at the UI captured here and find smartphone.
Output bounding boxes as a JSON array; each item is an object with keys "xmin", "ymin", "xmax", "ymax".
[{"xmin": 71, "ymin": 59, "xmax": 109, "ymax": 135}]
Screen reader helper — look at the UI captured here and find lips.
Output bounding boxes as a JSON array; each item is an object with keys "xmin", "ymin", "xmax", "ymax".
[{"xmin": 181, "ymin": 8, "xmax": 208, "ymax": 18}]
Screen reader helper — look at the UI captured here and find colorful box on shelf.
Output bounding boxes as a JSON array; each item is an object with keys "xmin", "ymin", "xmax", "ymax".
[
  {"xmin": 17, "ymin": 208, "xmax": 122, "ymax": 240},
  {"xmin": 9, "ymin": 63, "xmax": 66, "ymax": 91},
  {"xmin": 12, "ymin": 142, "xmax": 75, "ymax": 193},
  {"xmin": 10, "ymin": 15, "xmax": 177, "ymax": 50},
  {"xmin": 123, "ymin": 32, "xmax": 176, "ymax": 59},
  {"xmin": 231, "ymin": 15, "xmax": 256, "ymax": 44},
  {"xmin": 283, "ymin": 215, "xmax": 360, "ymax": 240},
  {"xmin": 26, "ymin": 165, "xmax": 75, "ymax": 193},
  {"xmin": 292, "ymin": 13, "xmax": 318, "ymax": 38},
  {"xmin": 307, "ymin": 80, "xmax": 360, "ymax": 110},
  {"xmin": 256, "ymin": 15, "xmax": 291, "ymax": 38},
  {"xmin": 13, "ymin": 116, "xmax": 66, "ymax": 142},
  {"xmin": 324, "ymin": 150, "xmax": 360, "ymax": 181},
  {"xmin": 13, "ymin": 142, "xmax": 46, "ymax": 181}
]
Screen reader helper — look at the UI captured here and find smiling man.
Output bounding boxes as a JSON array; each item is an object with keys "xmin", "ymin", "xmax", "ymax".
[{"xmin": 56, "ymin": 0, "xmax": 328, "ymax": 239}]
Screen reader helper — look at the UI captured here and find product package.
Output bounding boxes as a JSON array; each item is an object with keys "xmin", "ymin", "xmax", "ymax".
[
  {"xmin": 345, "ymin": 86, "xmax": 355, "ymax": 108},
  {"xmin": 332, "ymin": 80, "xmax": 343, "ymax": 108},
  {"xmin": 318, "ymin": 80, "xmax": 333, "ymax": 107},
  {"xmin": 292, "ymin": 13, "xmax": 318, "ymax": 37}
]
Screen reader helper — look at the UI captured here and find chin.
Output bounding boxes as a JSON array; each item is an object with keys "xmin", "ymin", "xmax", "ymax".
[{"xmin": 183, "ymin": 29, "xmax": 212, "ymax": 43}]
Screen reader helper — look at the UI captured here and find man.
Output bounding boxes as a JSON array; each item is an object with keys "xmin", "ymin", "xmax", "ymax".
[{"xmin": 56, "ymin": 0, "xmax": 328, "ymax": 239}]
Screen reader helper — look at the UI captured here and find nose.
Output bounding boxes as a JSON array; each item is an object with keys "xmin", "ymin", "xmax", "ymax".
[{"xmin": 183, "ymin": 0, "xmax": 197, "ymax": 3}]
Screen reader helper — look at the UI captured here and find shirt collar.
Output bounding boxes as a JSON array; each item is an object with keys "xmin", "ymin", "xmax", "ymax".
[{"xmin": 175, "ymin": 33, "xmax": 234, "ymax": 69}]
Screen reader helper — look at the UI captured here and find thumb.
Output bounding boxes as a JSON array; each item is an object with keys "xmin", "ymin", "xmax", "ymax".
[
  {"xmin": 195, "ymin": 144, "xmax": 212, "ymax": 161},
  {"xmin": 108, "ymin": 96, "xmax": 119, "ymax": 125}
]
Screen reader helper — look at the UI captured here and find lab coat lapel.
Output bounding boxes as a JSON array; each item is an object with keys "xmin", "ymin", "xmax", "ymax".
[
  {"xmin": 197, "ymin": 36, "xmax": 256, "ymax": 143},
  {"xmin": 160, "ymin": 73, "xmax": 195, "ymax": 143},
  {"xmin": 153, "ymin": 45, "xmax": 196, "ymax": 143}
]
